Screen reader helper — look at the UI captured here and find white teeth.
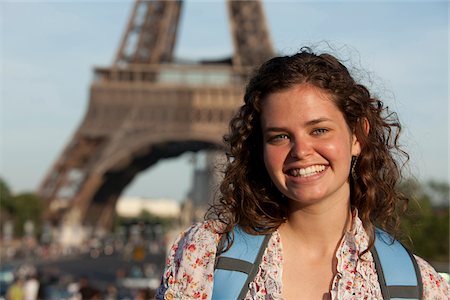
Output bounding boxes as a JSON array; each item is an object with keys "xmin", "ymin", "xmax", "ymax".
[{"xmin": 289, "ymin": 165, "xmax": 326, "ymax": 177}]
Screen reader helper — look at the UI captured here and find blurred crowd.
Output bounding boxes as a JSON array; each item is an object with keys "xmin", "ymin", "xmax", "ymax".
[
  {"xmin": 0, "ymin": 222, "xmax": 172, "ymax": 300},
  {"xmin": 1, "ymin": 263, "xmax": 159, "ymax": 300}
]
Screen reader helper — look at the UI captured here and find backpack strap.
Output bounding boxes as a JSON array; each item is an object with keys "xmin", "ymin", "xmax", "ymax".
[
  {"xmin": 372, "ymin": 228, "xmax": 423, "ymax": 300},
  {"xmin": 212, "ymin": 226, "xmax": 271, "ymax": 300},
  {"xmin": 212, "ymin": 226, "xmax": 422, "ymax": 300}
]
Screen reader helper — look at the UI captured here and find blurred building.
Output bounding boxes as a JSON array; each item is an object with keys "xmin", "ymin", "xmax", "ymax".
[
  {"xmin": 180, "ymin": 151, "xmax": 226, "ymax": 225},
  {"xmin": 116, "ymin": 197, "xmax": 180, "ymax": 219}
]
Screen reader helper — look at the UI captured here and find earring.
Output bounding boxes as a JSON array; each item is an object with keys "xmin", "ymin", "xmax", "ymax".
[{"xmin": 351, "ymin": 156, "xmax": 359, "ymax": 181}]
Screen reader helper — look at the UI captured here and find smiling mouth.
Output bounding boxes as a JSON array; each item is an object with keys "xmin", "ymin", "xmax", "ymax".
[{"xmin": 287, "ymin": 165, "xmax": 326, "ymax": 177}]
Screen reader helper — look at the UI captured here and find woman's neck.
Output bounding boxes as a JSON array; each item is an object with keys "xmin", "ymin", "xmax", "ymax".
[{"xmin": 280, "ymin": 197, "xmax": 352, "ymax": 256}]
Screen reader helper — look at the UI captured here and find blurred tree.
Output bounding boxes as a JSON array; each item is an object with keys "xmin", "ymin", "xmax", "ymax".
[
  {"xmin": 116, "ymin": 209, "xmax": 177, "ymax": 233},
  {"xmin": 11, "ymin": 193, "xmax": 44, "ymax": 236},
  {"xmin": 427, "ymin": 180, "xmax": 449, "ymax": 207},
  {"xmin": 0, "ymin": 178, "xmax": 15, "ymax": 241},
  {"xmin": 399, "ymin": 179, "xmax": 449, "ymax": 262},
  {"xmin": 0, "ymin": 177, "xmax": 14, "ymax": 216},
  {"xmin": 137, "ymin": 210, "xmax": 176, "ymax": 229},
  {"xmin": 0, "ymin": 178, "xmax": 44, "ymax": 237}
]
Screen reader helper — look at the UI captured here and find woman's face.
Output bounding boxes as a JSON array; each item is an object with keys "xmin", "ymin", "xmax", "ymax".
[{"xmin": 261, "ymin": 84, "xmax": 361, "ymax": 209}]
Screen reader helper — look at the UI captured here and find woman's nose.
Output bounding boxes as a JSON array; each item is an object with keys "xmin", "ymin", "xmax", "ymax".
[{"xmin": 290, "ymin": 139, "xmax": 313, "ymax": 159}]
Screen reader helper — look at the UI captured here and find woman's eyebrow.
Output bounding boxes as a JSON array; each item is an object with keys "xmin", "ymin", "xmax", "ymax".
[
  {"xmin": 305, "ymin": 117, "xmax": 332, "ymax": 126},
  {"xmin": 264, "ymin": 126, "xmax": 287, "ymax": 132},
  {"xmin": 263, "ymin": 117, "xmax": 333, "ymax": 132}
]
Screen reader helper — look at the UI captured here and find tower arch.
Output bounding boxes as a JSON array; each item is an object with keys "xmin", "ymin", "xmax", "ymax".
[{"xmin": 38, "ymin": 0, "xmax": 274, "ymax": 237}]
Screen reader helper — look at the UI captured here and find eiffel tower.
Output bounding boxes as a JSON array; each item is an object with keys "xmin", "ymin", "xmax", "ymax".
[{"xmin": 38, "ymin": 0, "xmax": 274, "ymax": 237}]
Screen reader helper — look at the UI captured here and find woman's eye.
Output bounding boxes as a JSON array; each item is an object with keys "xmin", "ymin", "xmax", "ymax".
[
  {"xmin": 312, "ymin": 128, "xmax": 328, "ymax": 135},
  {"xmin": 268, "ymin": 134, "xmax": 289, "ymax": 143}
]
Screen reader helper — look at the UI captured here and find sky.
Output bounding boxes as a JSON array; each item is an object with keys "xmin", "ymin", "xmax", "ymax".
[{"xmin": 0, "ymin": 0, "xmax": 448, "ymax": 202}]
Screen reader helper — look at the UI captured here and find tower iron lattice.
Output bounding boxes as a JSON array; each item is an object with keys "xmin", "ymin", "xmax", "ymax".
[{"xmin": 38, "ymin": 0, "xmax": 274, "ymax": 233}]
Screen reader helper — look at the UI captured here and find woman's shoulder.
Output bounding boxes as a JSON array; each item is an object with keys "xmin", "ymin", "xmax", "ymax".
[
  {"xmin": 172, "ymin": 220, "xmax": 223, "ymax": 250},
  {"xmin": 414, "ymin": 255, "xmax": 449, "ymax": 299},
  {"xmin": 156, "ymin": 220, "xmax": 224, "ymax": 299},
  {"xmin": 167, "ymin": 220, "xmax": 223, "ymax": 267}
]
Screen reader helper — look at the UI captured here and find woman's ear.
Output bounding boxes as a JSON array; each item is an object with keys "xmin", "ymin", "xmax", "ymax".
[
  {"xmin": 362, "ymin": 117, "xmax": 370, "ymax": 135},
  {"xmin": 351, "ymin": 118, "xmax": 369, "ymax": 156},
  {"xmin": 351, "ymin": 134, "xmax": 361, "ymax": 156}
]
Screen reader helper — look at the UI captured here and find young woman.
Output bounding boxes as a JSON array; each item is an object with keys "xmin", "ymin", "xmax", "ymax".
[{"xmin": 156, "ymin": 49, "xmax": 449, "ymax": 299}]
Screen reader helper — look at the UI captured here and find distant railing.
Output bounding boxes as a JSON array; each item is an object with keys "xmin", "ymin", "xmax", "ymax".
[{"xmin": 93, "ymin": 64, "xmax": 253, "ymax": 86}]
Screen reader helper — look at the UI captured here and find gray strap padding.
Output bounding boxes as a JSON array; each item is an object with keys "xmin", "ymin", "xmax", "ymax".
[
  {"xmin": 237, "ymin": 233, "xmax": 271, "ymax": 300},
  {"xmin": 372, "ymin": 246, "xmax": 390, "ymax": 299},
  {"xmin": 405, "ymin": 246, "xmax": 423, "ymax": 298},
  {"xmin": 371, "ymin": 230, "xmax": 422, "ymax": 300},
  {"xmin": 214, "ymin": 231, "xmax": 272, "ymax": 299},
  {"xmin": 388, "ymin": 286, "xmax": 421, "ymax": 298},
  {"xmin": 215, "ymin": 257, "xmax": 253, "ymax": 274}
]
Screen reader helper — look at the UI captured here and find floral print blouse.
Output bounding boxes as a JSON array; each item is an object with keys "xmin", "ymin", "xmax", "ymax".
[{"xmin": 156, "ymin": 214, "xmax": 449, "ymax": 299}]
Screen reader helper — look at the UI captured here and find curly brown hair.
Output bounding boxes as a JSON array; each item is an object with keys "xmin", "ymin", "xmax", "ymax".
[{"xmin": 207, "ymin": 47, "xmax": 409, "ymax": 247}]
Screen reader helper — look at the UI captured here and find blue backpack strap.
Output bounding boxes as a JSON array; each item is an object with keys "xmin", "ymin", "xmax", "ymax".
[
  {"xmin": 212, "ymin": 226, "xmax": 271, "ymax": 300},
  {"xmin": 372, "ymin": 228, "xmax": 423, "ymax": 300}
]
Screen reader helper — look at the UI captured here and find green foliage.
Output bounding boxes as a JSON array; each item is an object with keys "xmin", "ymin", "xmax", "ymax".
[
  {"xmin": 0, "ymin": 178, "xmax": 14, "ymax": 213},
  {"xmin": 0, "ymin": 177, "xmax": 44, "ymax": 237},
  {"xmin": 427, "ymin": 180, "xmax": 449, "ymax": 207},
  {"xmin": 399, "ymin": 179, "xmax": 449, "ymax": 262},
  {"xmin": 11, "ymin": 193, "xmax": 44, "ymax": 236},
  {"xmin": 116, "ymin": 209, "xmax": 177, "ymax": 231}
]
